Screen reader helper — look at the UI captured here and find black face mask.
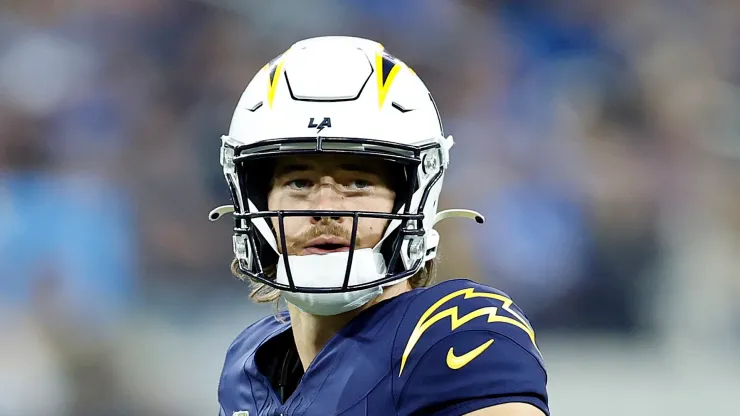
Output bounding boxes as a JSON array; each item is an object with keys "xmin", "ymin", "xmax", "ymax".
[{"xmin": 225, "ymin": 136, "xmax": 442, "ymax": 294}]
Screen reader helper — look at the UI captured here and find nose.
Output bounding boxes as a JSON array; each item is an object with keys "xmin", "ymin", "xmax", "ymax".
[{"xmin": 309, "ymin": 179, "xmax": 344, "ymax": 224}]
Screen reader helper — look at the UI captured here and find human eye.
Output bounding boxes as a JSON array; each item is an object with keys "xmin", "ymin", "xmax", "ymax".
[
  {"xmin": 347, "ymin": 179, "xmax": 371, "ymax": 190},
  {"xmin": 285, "ymin": 179, "xmax": 313, "ymax": 190}
]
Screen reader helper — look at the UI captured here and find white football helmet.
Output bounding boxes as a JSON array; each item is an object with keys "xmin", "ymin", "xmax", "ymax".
[{"xmin": 210, "ymin": 36, "xmax": 483, "ymax": 303}]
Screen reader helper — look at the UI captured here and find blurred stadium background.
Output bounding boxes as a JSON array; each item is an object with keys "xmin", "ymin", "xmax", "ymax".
[{"xmin": 1, "ymin": 0, "xmax": 739, "ymax": 415}]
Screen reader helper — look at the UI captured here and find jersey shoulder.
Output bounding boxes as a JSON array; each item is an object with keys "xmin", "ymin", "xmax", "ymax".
[
  {"xmin": 222, "ymin": 312, "xmax": 290, "ymax": 368},
  {"xmin": 391, "ymin": 279, "xmax": 548, "ymax": 415},
  {"xmin": 395, "ymin": 278, "xmax": 542, "ymax": 368},
  {"xmin": 218, "ymin": 313, "xmax": 290, "ymax": 410}
]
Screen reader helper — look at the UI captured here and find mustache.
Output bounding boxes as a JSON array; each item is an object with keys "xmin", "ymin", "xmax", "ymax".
[{"xmin": 286, "ymin": 222, "xmax": 355, "ymax": 251}]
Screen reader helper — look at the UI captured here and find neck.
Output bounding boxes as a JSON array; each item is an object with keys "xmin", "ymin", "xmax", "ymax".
[{"xmin": 288, "ymin": 280, "xmax": 411, "ymax": 371}]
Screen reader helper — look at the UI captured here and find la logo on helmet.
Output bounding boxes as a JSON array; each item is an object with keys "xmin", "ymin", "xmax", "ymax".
[{"xmin": 307, "ymin": 117, "xmax": 332, "ymax": 132}]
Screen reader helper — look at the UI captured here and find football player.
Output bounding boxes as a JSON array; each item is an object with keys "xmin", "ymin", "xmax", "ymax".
[{"xmin": 210, "ymin": 36, "xmax": 549, "ymax": 416}]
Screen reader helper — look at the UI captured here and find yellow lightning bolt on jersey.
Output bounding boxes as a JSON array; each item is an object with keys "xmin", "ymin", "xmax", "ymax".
[{"xmin": 399, "ymin": 287, "xmax": 539, "ymax": 376}]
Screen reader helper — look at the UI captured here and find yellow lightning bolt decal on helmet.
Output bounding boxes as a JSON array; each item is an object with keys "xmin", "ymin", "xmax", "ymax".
[{"xmin": 376, "ymin": 49, "xmax": 403, "ymax": 109}]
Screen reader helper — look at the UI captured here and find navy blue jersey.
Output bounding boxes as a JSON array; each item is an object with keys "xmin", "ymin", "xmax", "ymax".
[{"xmin": 218, "ymin": 279, "xmax": 548, "ymax": 416}]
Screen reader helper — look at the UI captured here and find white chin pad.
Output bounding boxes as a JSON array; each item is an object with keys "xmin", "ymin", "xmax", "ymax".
[{"xmin": 275, "ymin": 248, "xmax": 387, "ymax": 289}]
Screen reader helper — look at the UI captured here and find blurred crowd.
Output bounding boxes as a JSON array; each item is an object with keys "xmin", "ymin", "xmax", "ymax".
[{"xmin": 1, "ymin": 0, "xmax": 739, "ymax": 415}]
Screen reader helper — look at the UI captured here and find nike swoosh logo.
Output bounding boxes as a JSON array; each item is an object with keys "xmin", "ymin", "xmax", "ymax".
[{"xmin": 446, "ymin": 339, "xmax": 494, "ymax": 370}]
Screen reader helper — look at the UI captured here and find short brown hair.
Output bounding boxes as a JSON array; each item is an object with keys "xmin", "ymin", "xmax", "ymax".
[{"xmin": 230, "ymin": 257, "xmax": 437, "ymax": 304}]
